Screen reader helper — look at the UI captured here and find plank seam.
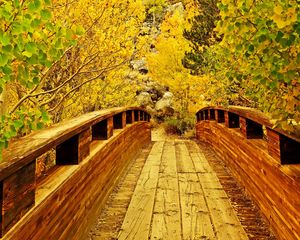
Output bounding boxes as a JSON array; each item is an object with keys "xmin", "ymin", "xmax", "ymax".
[
  {"xmin": 149, "ymin": 141, "xmax": 165, "ymax": 239},
  {"xmin": 186, "ymin": 141, "xmax": 218, "ymax": 238}
]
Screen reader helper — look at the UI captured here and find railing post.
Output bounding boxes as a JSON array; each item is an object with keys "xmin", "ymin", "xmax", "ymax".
[
  {"xmin": 267, "ymin": 128, "xmax": 280, "ymax": 162},
  {"xmin": 1, "ymin": 161, "xmax": 36, "ymax": 236},
  {"xmin": 225, "ymin": 111, "xmax": 229, "ymax": 127},
  {"xmin": 108, "ymin": 117, "xmax": 113, "ymax": 138},
  {"xmin": 78, "ymin": 127, "xmax": 92, "ymax": 161}
]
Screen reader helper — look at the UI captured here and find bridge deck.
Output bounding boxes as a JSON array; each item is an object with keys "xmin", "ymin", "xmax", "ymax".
[{"xmin": 86, "ymin": 139, "xmax": 275, "ymax": 240}]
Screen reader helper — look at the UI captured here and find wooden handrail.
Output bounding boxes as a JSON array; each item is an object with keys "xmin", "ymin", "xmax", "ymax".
[
  {"xmin": 0, "ymin": 106, "xmax": 150, "ymax": 237},
  {"xmin": 2, "ymin": 107, "xmax": 148, "ymax": 180},
  {"xmin": 196, "ymin": 106, "xmax": 300, "ymax": 142},
  {"xmin": 195, "ymin": 106, "xmax": 300, "ymax": 239},
  {"xmin": 196, "ymin": 106, "xmax": 300, "ymax": 165}
]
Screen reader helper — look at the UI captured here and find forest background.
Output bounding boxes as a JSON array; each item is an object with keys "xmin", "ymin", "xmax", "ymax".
[{"xmin": 0, "ymin": 0, "xmax": 299, "ymax": 158}]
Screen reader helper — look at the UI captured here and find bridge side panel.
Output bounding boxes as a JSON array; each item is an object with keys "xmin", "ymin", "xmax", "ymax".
[
  {"xmin": 4, "ymin": 122, "xmax": 151, "ymax": 240},
  {"xmin": 196, "ymin": 121, "xmax": 300, "ymax": 240}
]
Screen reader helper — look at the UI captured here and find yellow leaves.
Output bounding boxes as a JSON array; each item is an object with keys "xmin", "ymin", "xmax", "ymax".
[
  {"xmin": 272, "ymin": 5, "xmax": 297, "ymax": 29},
  {"xmin": 274, "ymin": 5, "xmax": 282, "ymax": 15}
]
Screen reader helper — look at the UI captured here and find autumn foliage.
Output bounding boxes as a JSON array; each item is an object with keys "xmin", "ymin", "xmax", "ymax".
[{"xmin": 0, "ymin": 0, "xmax": 299, "ymax": 156}]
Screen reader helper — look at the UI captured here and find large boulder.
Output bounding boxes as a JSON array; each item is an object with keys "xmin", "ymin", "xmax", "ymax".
[
  {"xmin": 155, "ymin": 91, "xmax": 174, "ymax": 117},
  {"xmin": 136, "ymin": 91, "xmax": 153, "ymax": 107}
]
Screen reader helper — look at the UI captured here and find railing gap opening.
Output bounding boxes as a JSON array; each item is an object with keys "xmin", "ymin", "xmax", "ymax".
[
  {"xmin": 126, "ymin": 111, "xmax": 133, "ymax": 124},
  {"xmin": 240, "ymin": 118, "xmax": 263, "ymax": 139},
  {"xmin": 113, "ymin": 113, "xmax": 125, "ymax": 129},
  {"xmin": 134, "ymin": 110, "xmax": 139, "ymax": 122},
  {"xmin": 210, "ymin": 109, "xmax": 215, "ymax": 120},
  {"xmin": 226, "ymin": 112, "xmax": 240, "ymax": 128},
  {"xmin": 204, "ymin": 110, "xmax": 209, "ymax": 120},
  {"xmin": 93, "ymin": 119, "xmax": 109, "ymax": 140},
  {"xmin": 280, "ymin": 135, "xmax": 300, "ymax": 164},
  {"xmin": 216, "ymin": 110, "xmax": 225, "ymax": 123},
  {"xmin": 56, "ymin": 134, "xmax": 79, "ymax": 165}
]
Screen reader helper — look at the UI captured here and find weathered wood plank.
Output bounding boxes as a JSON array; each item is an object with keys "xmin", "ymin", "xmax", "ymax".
[
  {"xmin": 4, "ymin": 122, "xmax": 151, "ymax": 240},
  {"xmin": 151, "ymin": 141, "xmax": 181, "ymax": 240},
  {"xmin": 186, "ymin": 139, "xmax": 247, "ymax": 240},
  {"xmin": 175, "ymin": 140, "xmax": 195, "ymax": 173},
  {"xmin": 1, "ymin": 107, "xmax": 149, "ymax": 181},
  {"xmin": 202, "ymin": 184, "xmax": 248, "ymax": 240},
  {"xmin": 196, "ymin": 120, "xmax": 300, "ymax": 240},
  {"xmin": 2, "ymin": 161, "xmax": 36, "ymax": 236},
  {"xmin": 118, "ymin": 141, "xmax": 164, "ymax": 240},
  {"xmin": 178, "ymin": 173, "xmax": 216, "ymax": 240}
]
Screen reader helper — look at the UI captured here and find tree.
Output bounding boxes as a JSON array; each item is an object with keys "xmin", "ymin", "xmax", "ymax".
[
  {"xmin": 184, "ymin": 0, "xmax": 300, "ymax": 132},
  {"xmin": 183, "ymin": 0, "xmax": 220, "ymax": 74},
  {"xmin": 0, "ymin": 0, "xmax": 146, "ymax": 157},
  {"xmin": 147, "ymin": 5, "xmax": 206, "ymax": 116}
]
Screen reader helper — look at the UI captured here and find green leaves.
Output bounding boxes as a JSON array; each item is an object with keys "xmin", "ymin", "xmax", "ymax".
[
  {"xmin": 41, "ymin": 9, "xmax": 52, "ymax": 20},
  {"xmin": 0, "ymin": 0, "xmax": 82, "ymax": 156},
  {"xmin": 0, "ymin": 54, "xmax": 9, "ymax": 67},
  {"xmin": 28, "ymin": 0, "xmax": 42, "ymax": 12},
  {"xmin": 184, "ymin": 0, "xmax": 300, "ymax": 131},
  {"xmin": 0, "ymin": 33, "xmax": 11, "ymax": 46}
]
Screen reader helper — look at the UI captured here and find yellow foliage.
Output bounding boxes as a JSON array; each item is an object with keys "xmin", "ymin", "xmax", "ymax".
[{"xmin": 147, "ymin": 4, "xmax": 205, "ymax": 115}]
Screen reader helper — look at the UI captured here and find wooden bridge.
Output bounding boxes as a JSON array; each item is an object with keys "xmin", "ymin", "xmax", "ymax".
[{"xmin": 0, "ymin": 107, "xmax": 299, "ymax": 239}]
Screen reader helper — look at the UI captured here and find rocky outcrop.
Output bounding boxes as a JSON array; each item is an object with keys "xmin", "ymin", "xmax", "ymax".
[
  {"xmin": 155, "ymin": 91, "xmax": 174, "ymax": 118},
  {"xmin": 136, "ymin": 91, "xmax": 153, "ymax": 107}
]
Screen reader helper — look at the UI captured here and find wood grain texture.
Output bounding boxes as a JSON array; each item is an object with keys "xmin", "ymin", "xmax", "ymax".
[
  {"xmin": 1, "ymin": 162, "xmax": 36, "ymax": 237},
  {"xmin": 1, "ymin": 107, "xmax": 149, "ymax": 182},
  {"xmin": 3, "ymin": 122, "xmax": 151, "ymax": 240},
  {"xmin": 196, "ymin": 120, "xmax": 300, "ymax": 240},
  {"xmin": 196, "ymin": 106, "xmax": 300, "ymax": 142},
  {"xmin": 175, "ymin": 140, "xmax": 195, "ymax": 173},
  {"xmin": 178, "ymin": 173, "xmax": 216, "ymax": 240},
  {"xmin": 78, "ymin": 127, "xmax": 92, "ymax": 162},
  {"xmin": 151, "ymin": 141, "xmax": 181, "ymax": 240},
  {"xmin": 118, "ymin": 141, "xmax": 163, "ymax": 240}
]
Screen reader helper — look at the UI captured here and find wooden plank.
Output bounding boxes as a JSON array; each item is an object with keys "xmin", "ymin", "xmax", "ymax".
[
  {"xmin": 2, "ymin": 161, "xmax": 36, "ymax": 236},
  {"xmin": 151, "ymin": 141, "xmax": 181, "ymax": 240},
  {"xmin": 178, "ymin": 173, "xmax": 216, "ymax": 240},
  {"xmin": 180, "ymin": 140, "xmax": 213, "ymax": 173},
  {"xmin": 196, "ymin": 120, "xmax": 300, "ymax": 240},
  {"xmin": 4, "ymin": 122, "xmax": 151, "ymax": 240},
  {"xmin": 118, "ymin": 141, "xmax": 164, "ymax": 240},
  {"xmin": 175, "ymin": 140, "xmax": 195, "ymax": 173},
  {"xmin": 202, "ymin": 186, "xmax": 248, "ymax": 240},
  {"xmin": 186, "ymin": 140, "xmax": 247, "ymax": 239},
  {"xmin": 1, "ymin": 107, "xmax": 149, "ymax": 182}
]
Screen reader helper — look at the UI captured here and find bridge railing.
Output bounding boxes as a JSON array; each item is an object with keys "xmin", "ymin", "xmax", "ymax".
[
  {"xmin": 196, "ymin": 106, "xmax": 300, "ymax": 165},
  {"xmin": 0, "ymin": 107, "xmax": 150, "ymax": 238},
  {"xmin": 196, "ymin": 106, "xmax": 300, "ymax": 240}
]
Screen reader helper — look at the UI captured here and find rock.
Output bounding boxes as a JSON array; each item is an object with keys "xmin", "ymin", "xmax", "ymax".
[
  {"xmin": 130, "ymin": 59, "xmax": 148, "ymax": 74},
  {"xmin": 155, "ymin": 91, "xmax": 173, "ymax": 110},
  {"xmin": 136, "ymin": 91, "xmax": 153, "ymax": 107},
  {"xmin": 155, "ymin": 91, "xmax": 174, "ymax": 117},
  {"xmin": 166, "ymin": 2, "xmax": 184, "ymax": 15}
]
